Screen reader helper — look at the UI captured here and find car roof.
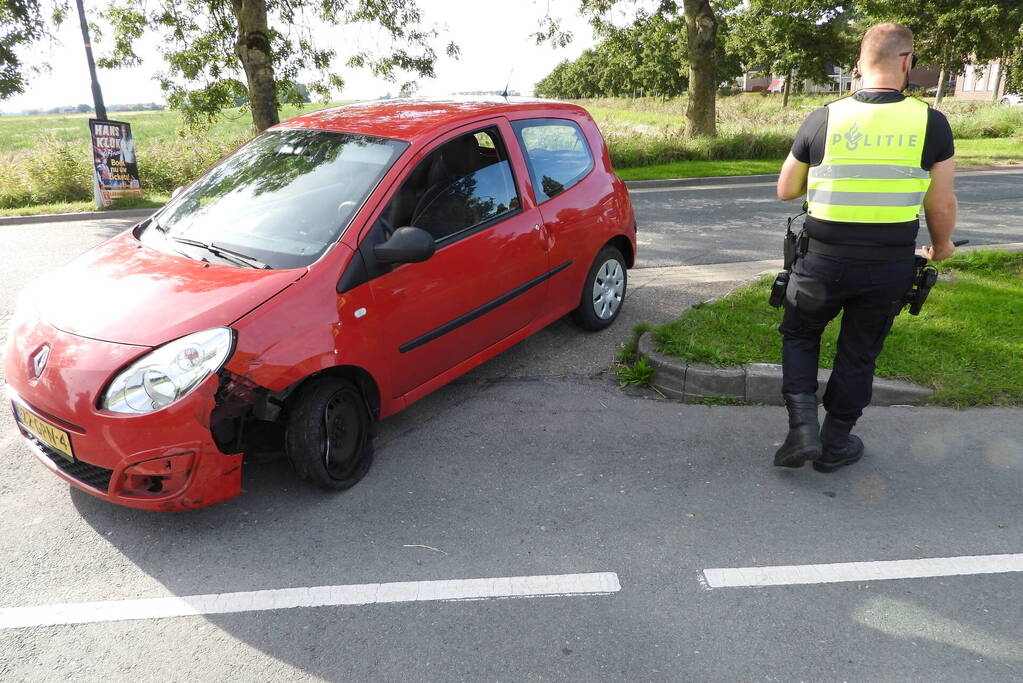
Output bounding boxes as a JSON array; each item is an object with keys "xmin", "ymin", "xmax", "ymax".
[{"xmin": 273, "ymin": 97, "xmax": 590, "ymax": 142}]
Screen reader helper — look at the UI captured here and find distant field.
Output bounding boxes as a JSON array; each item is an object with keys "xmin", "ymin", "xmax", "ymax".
[{"xmin": 0, "ymin": 102, "xmax": 352, "ymax": 152}]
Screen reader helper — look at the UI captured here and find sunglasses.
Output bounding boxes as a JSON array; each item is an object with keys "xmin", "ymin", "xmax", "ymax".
[{"xmin": 899, "ymin": 51, "xmax": 919, "ymax": 69}]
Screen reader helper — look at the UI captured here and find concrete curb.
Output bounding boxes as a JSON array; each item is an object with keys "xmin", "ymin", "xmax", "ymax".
[
  {"xmin": 0, "ymin": 208, "xmax": 157, "ymax": 227},
  {"xmin": 637, "ymin": 332, "xmax": 933, "ymax": 406}
]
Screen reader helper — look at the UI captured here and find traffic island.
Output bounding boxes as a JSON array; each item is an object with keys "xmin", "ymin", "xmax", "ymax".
[{"xmin": 637, "ymin": 331, "xmax": 934, "ymax": 406}]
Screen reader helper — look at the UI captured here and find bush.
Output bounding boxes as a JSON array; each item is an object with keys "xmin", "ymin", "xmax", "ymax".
[
  {"xmin": 0, "ymin": 151, "xmax": 33, "ymax": 209},
  {"xmin": 944, "ymin": 103, "xmax": 1023, "ymax": 138},
  {"xmin": 136, "ymin": 134, "xmax": 244, "ymax": 193},
  {"xmin": 606, "ymin": 130, "xmax": 793, "ymax": 167},
  {"xmin": 0, "ymin": 133, "xmax": 244, "ymax": 208}
]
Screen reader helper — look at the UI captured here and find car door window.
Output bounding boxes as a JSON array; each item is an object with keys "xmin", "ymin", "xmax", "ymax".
[
  {"xmin": 512, "ymin": 119, "xmax": 594, "ymax": 204},
  {"xmin": 380, "ymin": 126, "xmax": 520, "ymax": 244}
]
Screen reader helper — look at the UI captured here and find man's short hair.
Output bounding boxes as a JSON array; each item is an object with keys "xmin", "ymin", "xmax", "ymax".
[{"xmin": 860, "ymin": 23, "xmax": 914, "ymax": 69}]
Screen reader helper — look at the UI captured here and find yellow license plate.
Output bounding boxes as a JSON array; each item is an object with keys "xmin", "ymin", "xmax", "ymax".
[{"xmin": 13, "ymin": 402, "xmax": 75, "ymax": 462}]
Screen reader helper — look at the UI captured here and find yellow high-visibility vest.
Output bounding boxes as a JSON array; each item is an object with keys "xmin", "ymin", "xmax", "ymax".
[{"xmin": 807, "ymin": 96, "xmax": 931, "ymax": 223}]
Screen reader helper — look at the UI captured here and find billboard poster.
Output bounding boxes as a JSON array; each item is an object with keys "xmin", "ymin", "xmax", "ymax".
[{"xmin": 89, "ymin": 119, "xmax": 143, "ymax": 207}]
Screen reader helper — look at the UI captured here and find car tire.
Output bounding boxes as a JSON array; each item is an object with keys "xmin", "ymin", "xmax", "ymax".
[
  {"xmin": 285, "ymin": 376, "xmax": 373, "ymax": 490},
  {"xmin": 571, "ymin": 245, "xmax": 627, "ymax": 331}
]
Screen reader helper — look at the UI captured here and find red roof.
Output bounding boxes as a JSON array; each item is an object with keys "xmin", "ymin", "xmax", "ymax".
[{"xmin": 275, "ymin": 97, "xmax": 587, "ymax": 141}]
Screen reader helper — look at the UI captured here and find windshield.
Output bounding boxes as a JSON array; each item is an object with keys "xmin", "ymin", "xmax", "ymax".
[{"xmin": 143, "ymin": 130, "xmax": 407, "ymax": 269}]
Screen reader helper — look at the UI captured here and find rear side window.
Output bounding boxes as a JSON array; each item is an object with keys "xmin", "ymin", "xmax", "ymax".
[{"xmin": 512, "ymin": 119, "xmax": 594, "ymax": 204}]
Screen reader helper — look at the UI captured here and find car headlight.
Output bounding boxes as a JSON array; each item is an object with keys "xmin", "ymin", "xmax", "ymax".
[{"xmin": 102, "ymin": 327, "xmax": 234, "ymax": 414}]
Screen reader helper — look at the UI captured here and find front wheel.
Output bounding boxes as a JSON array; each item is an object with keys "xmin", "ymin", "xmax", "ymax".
[
  {"xmin": 571, "ymin": 246, "xmax": 627, "ymax": 331},
  {"xmin": 285, "ymin": 377, "xmax": 373, "ymax": 490}
]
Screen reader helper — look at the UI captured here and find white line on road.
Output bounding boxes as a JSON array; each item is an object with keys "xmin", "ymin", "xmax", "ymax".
[
  {"xmin": 703, "ymin": 553, "xmax": 1023, "ymax": 588},
  {"xmin": 0, "ymin": 572, "xmax": 621, "ymax": 630}
]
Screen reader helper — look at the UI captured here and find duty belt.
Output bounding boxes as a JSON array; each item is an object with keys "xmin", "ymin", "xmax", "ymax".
[{"xmin": 806, "ymin": 237, "xmax": 915, "ymax": 261}]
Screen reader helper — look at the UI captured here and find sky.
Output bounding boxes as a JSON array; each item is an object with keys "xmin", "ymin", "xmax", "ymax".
[{"xmin": 1, "ymin": 0, "xmax": 609, "ymax": 113}]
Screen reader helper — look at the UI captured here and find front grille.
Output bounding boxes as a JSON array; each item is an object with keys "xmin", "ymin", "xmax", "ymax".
[{"xmin": 31, "ymin": 437, "xmax": 114, "ymax": 492}]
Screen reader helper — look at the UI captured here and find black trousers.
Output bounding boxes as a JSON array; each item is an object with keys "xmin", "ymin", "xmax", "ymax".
[{"xmin": 779, "ymin": 252, "xmax": 916, "ymax": 421}]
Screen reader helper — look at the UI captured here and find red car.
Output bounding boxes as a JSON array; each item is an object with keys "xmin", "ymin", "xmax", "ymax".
[{"xmin": 5, "ymin": 98, "xmax": 637, "ymax": 510}]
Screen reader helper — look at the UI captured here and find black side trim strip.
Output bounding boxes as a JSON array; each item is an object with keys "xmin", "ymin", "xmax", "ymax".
[{"xmin": 399, "ymin": 260, "xmax": 573, "ymax": 354}]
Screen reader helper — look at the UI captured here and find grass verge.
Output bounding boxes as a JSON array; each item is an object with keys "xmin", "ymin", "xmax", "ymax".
[
  {"xmin": 0, "ymin": 194, "xmax": 169, "ymax": 218},
  {"xmin": 616, "ymin": 159, "xmax": 784, "ymax": 180},
  {"xmin": 955, "ymin": 138, "xmax": 1023, "ymax": 166},
  {"xmin": 652, "ymin": 250, "xmax": 1023, "ymax": 407}
]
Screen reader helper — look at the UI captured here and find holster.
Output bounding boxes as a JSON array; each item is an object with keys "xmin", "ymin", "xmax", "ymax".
[{"xmin": 899, "ymin": 256, "xmax": 938, "ymax": 316}]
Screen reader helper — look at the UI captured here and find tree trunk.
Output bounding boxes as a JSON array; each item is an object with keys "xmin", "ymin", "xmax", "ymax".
[
  {"xmin": 782, "ymin": 67, "xmax": 792, "ymax": 108},
  {"xmin": 991, "ymin": 55, "xmax": 1005, "ymax": 103},
  {"xmin": 934, "ymin": 68, "xmax": 948, "ymax": 107},
  {"xmin": 232, "ymin": 0, "xmax": 279, "ymax": 132},
  {"xmin": 682, "ymin": 0, "xmax": 717, "ymax": 137}
]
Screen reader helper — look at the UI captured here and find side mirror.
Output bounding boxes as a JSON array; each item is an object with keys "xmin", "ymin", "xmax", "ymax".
[
  {"xmin": 374, "ymin": 226, "xmax": 436, "ymax": 264},
  {"xmin": 171, "ymin": 186, "xmax": 185, "ymax": 199}
]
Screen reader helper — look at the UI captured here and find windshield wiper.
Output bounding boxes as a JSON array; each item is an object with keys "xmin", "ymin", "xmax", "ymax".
[
  {"xmin": 148, "ymin": 214, "xmax": 170, "ymax": 234},
  {"xmin": 169, "ymin": 236, "xmax": 272, "ymax": 269}
]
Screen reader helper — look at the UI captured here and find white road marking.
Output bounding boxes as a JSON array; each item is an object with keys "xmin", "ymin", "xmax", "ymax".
[
  {"xmin": 703, "ymin": 553, "xmax": 1023, "ymax": 588},
  {"xmin": 0, "ymin": 572, "xmax": 621, "ymax": 630}
]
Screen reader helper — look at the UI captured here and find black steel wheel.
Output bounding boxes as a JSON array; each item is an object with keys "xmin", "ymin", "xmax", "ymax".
[{"xmin": 285, "ymin": 376, "xmax": 373, "ymax": 490}]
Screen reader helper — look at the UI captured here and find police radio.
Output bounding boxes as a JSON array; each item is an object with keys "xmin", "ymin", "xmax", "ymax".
[{"xmin": 769, "ymin": 210, "xmax": 807, "ymax": 308}]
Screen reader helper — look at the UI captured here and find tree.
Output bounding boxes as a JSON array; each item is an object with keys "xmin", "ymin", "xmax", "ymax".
[
  {"xmin": 97, "ymin": 0, "xmax": 459, "ymax": 132},
  {"xmin": 971, "ymin": 2, "xmax": 1023, "ymax": 102},
  {"xmin": 860, "ymin": 0, "xmax": 1023, "ymax": 107},
  {"xmin": 536, "ymin": 0, "xmax": 727, "ymax": 136},
  {"xmin": 728, "ymin": 1, "xmax": 855, "ymax": 108},
  {"xmin": 681, "ymin": 0, "xmax": 717, "ymax": 135},
  {"xmin": 534, "ymin": 13, "xmax": 689, "ymax": 100},
  {"xmin": 0, "ymin": 0, "xmax": 63, "ymax": 99}
]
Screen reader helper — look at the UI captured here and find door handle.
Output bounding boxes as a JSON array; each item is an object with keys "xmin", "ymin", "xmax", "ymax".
[{"xmin": 533, "ymin": 224, "xmax": 542, "ymax": 231}]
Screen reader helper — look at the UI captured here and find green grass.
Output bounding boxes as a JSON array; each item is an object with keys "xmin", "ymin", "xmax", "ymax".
[
  {"xmin": 614, "ymin": 322, "xmax": 655, "ymax": 386},
  {"xmin": 613, "ymin": 138, "xmax": 1021, "ymax": 181},
  {"xmin": 616, "ymin": 159, "xmax": 784, "ymax": 180},
  {"xmin": 955, "ymin": 138, "xmax": 1023, "ymax": 166},
  {"xmin": 0, "ymin": 194, "xmax": 169, "ymax": 217},
  {"xmin": 652, "ymin": 250, "xmax": 1023, "ymax": 407}
]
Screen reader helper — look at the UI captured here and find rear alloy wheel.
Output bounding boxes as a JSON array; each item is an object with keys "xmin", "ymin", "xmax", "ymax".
[
  {"xmin": 571, "ymin": 245, "xmax": 627, "ymax": 331},
  {"xmin": 285, "ymin": 377, "xmax": 373, "ymax": 490}
]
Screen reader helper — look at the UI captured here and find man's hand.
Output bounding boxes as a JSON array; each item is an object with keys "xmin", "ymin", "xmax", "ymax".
[{"xmin": 921, "ymin": 241, "xmax": 956, "ymax": 261}]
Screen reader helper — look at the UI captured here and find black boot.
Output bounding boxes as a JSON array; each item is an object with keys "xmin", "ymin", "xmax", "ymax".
[
  {"xmin": 813, "ymin": 415, "xmax": 864, "ymax": 473},
  {"xmin": 773, "ymin": 393, "xmax": 821, "ymax": 468}
]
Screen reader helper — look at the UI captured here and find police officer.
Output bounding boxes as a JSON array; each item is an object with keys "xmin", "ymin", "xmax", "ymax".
[{"xmin": 773, "ymin": 22, "xmax": 958, "ymax": 472}]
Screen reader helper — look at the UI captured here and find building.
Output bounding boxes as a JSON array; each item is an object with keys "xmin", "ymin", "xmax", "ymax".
[
  {"xmin": 736, "ymin": 71, "xmax": 772, "ymax": 92},
  {"xmin": 955, "ymin": 59, "xmax": 1008, "ymax": 100}
]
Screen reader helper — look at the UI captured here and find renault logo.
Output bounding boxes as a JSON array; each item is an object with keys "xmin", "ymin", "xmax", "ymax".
[{"xmin": 31, "ymin": 345, "xmax": 51, "ymax": 379}]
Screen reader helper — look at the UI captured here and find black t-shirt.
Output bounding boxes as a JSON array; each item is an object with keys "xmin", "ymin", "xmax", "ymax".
[{"xmin": 791, "ymin": 91, "xmax": 955, "ymax": 246}]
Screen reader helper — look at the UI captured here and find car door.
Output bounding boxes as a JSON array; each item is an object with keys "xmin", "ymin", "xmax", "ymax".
[
  {"xmin": 511, "ymin": 117, "xmax": 610, "ymax": 313},
  {"xmin": 361, "ymin": 120, "xmax": 550, "ymax": 398}
]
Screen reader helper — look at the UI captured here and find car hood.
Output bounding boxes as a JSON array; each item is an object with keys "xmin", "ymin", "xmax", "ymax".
[{"xmin": 31, "ymin": 231, "xmax": 306, "ymax": 347}]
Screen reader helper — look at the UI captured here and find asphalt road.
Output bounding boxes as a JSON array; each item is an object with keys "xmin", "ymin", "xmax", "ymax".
[
  {"xmin": 633, "ymin": 169, "xmax": 1023, "ymax": 267},
  {"xmin": 2, "ymin": 171, "xmax": 1022, "ymax": 681}
]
